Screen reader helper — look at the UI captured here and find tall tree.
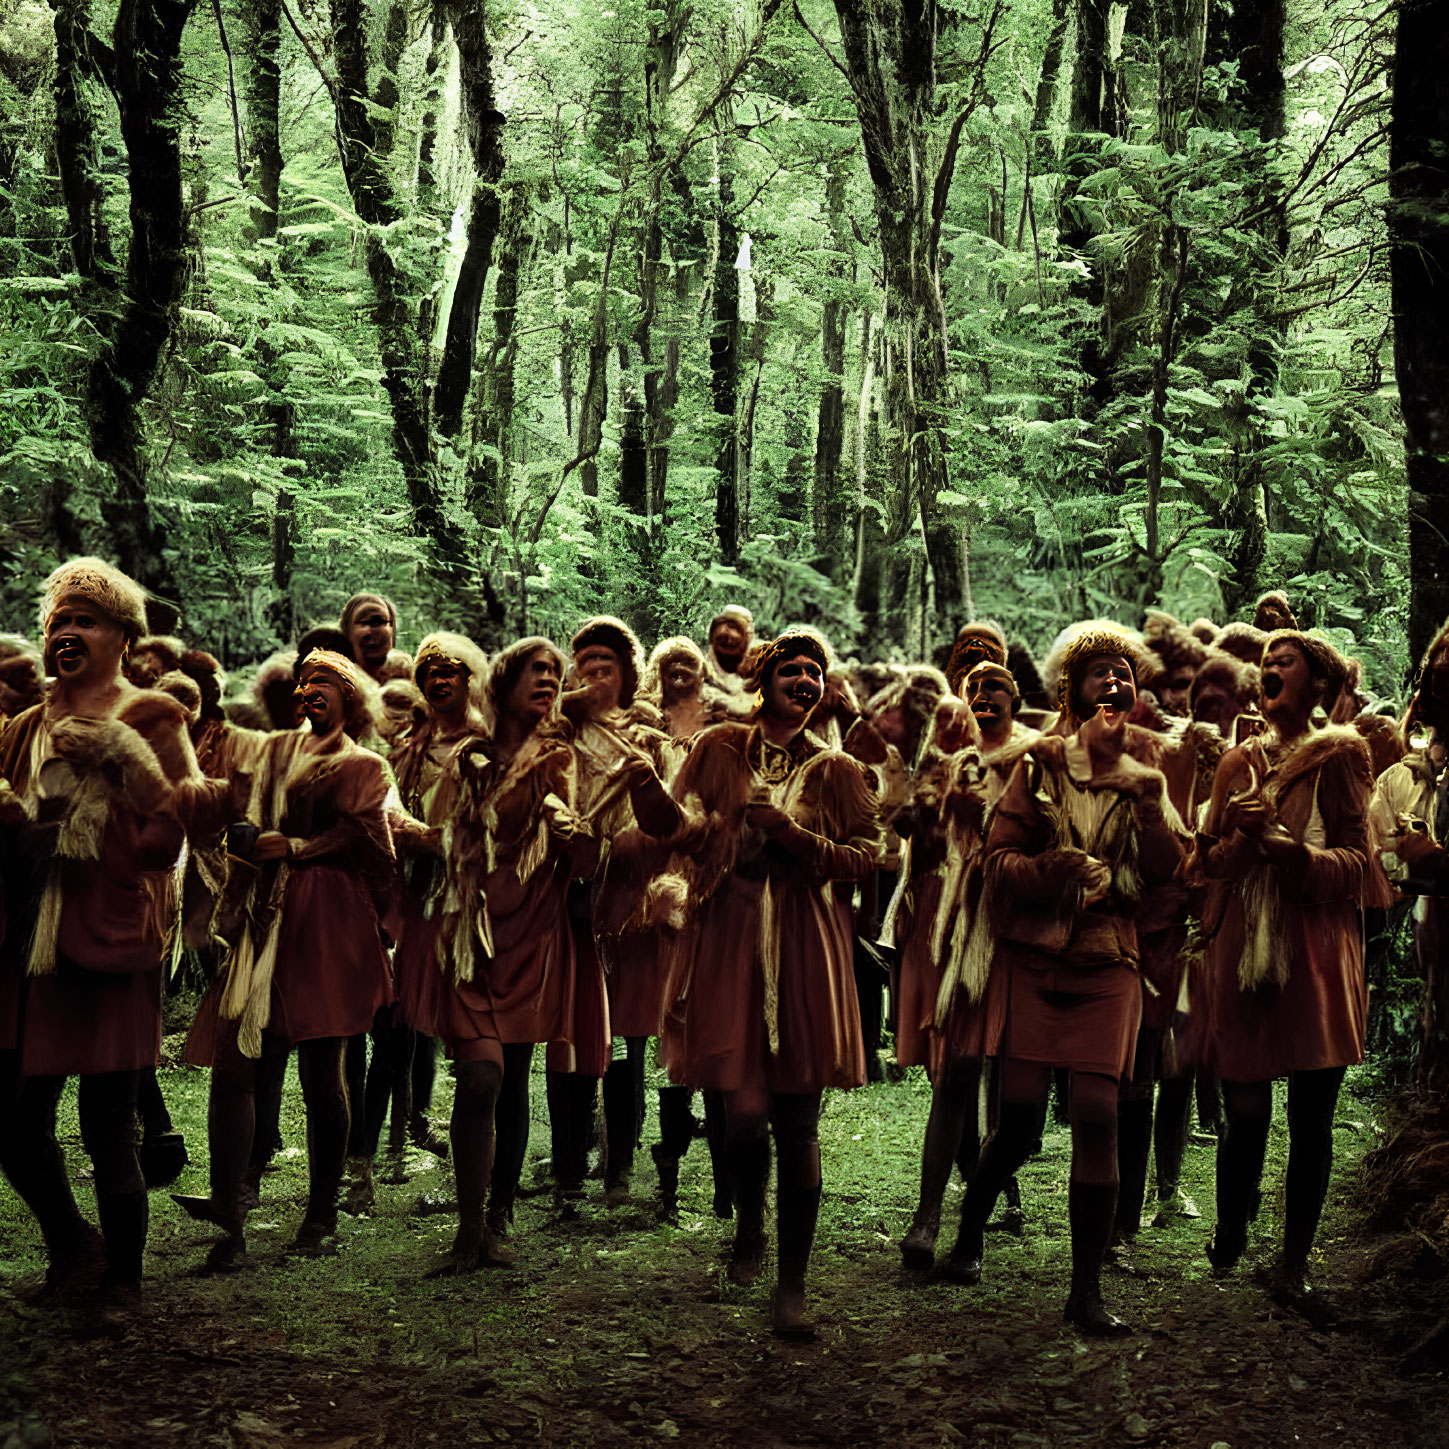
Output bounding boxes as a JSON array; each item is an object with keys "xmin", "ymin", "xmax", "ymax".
[
  {"xmin": 432, "ymin": 1, "xmax": 508, "ymax": 439},
  {"xmin": 329, "ymin": 0, "xmax": 467, "ymax": 588},
  {"xmin": 1391, "ymin": 0, "xmax": 1449, "ymax": 667},
  {"xmin": 86, "ymin": 0, "xmax": 200, "ymax": 596},
  {"xmin": 830, "ymin": 0, "xmax": 1004, "ymax": 643}
]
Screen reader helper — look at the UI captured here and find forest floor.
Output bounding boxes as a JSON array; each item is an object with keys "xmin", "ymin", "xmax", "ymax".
[{"xmin": 2, "ymin": 1041, "xmax": 1447, "ymax": 1449}]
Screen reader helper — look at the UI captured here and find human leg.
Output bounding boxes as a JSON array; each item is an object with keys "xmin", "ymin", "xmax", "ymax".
[
  {"xmin": 603, "ymin": 1036, "xmax": 647, "ymax": 1198},
  {"xmin": 1209, "ymin": 1078, "xmax": 1272, "ymax": 1274},
  {"xmin": 293, "ymin": 1037, "xmax": 349, "ymax": 1251},
  {"xmin": 1064, "ymin": 1069, "xmax": 1131, "ymax": 1335},
  {"xmin": 722, "ymin": 1089, "xmax": 771, "ymax": 1285},
  {"xmin": 1283, "ymin": 1066, "xmax": 1347, "ymax": 1280},
  {"xmin": 940, "ymin": 1058, "xmax": 1050, "ymax": 1283},
  {"xmin": 902, "ymin": 1057, "xmax": 979, "ymax": 1270},
  {"xmin": 487, "ymin": 1042, "xmax": 534, "ymax": 1232},
  {"xmin": 429, "ymin": 1045, "xmax": 508, "ymax": 1275},
  {"xmin": 770, "ymin": 1091, "xmax": 824, "ymax": 1338},
  {"xmin": 1151, "ymin": 1074, "xmax": 1198, "ymax": 1222},
  {"xmin": 77, "ymin": 1071, "xmax": 147, "ymax": 1287},
  {"xmin": 1, "ymin": 1066, "xmax": 103, "ymax": 1287}
]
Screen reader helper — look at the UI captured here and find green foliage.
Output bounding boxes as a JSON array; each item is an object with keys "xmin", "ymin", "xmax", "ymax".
[{"xmin": 0, "ymin": 0, "xmax": 1411, "ymax": 695}]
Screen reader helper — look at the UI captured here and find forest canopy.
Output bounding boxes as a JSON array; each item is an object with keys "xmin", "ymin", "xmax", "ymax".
[{"xmin": 0, "ymin": 0, "xmax": 1434, "ymax": 694}]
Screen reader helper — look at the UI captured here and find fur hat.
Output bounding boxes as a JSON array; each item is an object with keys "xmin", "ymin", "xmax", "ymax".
[
  {"xmin": 1262, "ymin": 628, "xmax": 1350, "ymax": 708},
  {"xmin": 1188, "ymin": 617, "xmax": 1219, "ymax": 645},
  {"xmin": 1214, "ymin": 620, "xmax": 1269, "ymax": 665},
  {"xmin": 1253, "ymin": 590, "xmax": 1298, "ymax": 632},
  {"xmin": 1142, "ymin": 609, "xmax": 1210, "ymax": 676},
  {"xmin": 1050, "ymin": 623, "xmax": 1151, "ymax": 730},
  {"xmin": 39, "ymin": 557, "xmax": 148, "ymax": 642},
  {"xmin": 486, "ymin": 636, "xmax": 566, "ymax": 723},
  {"xmin": 945, "ymin": 620, "xmax": 1008, "ymax": 693},
  {"xmin": 570, "ymin": 616, "xmax": 645, "ymax": 708},
  {"xmin": 642, "ymin": 636, "xmax": 705, "ymax": 698},
  {"xmin": 1042, "ymin": 621, "xmax": 1150, "ymax": 717},
  {"xmin": 747, "ymin": 628, "xmax": 833, "ymax": 696},
  {"xmin": 708, "ymin": 604, "xmax": 754, "ymax": 639},
  {"xmin": 414, "ymin": 631, "xmax": 489, "ymax": 721}
]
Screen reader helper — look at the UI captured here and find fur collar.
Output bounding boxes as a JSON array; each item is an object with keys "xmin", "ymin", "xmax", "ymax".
[{"xmin": 1257, "ymin": 722, "xmax": 1371, "ymax": 797}]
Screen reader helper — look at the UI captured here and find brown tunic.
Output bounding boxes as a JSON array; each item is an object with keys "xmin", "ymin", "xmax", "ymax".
[
  {"xmin": 0, "ymin": 692, "xmax": 198, "ymax": 1076},
  {"xmin": 426, "ymin": 731, "xmax": 581, "ymax": 1059},
  {"xmin": 1199, "ymin": 725, "xmax": 1371, "ymax": 1080},
  {"xmin": 985, "ymin": 734, "xmax": 1185, "ymax": 1079},
  {"xmin": 658, "ymin": 723, "xmax": 879, "ymax": 1094}
]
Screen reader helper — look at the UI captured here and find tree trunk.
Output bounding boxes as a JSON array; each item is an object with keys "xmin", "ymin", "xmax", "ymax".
[
  {"xmin": 813, "ymin": 164, "xmax": 850, "ymax": 570},
  {"xmin": 239, "ymin": 0, "xmax": 282, "ymax": 244},
  {"xmin": 832, "ymin": 0, "xmax": 1002, "ymax": 643},
  {"xmin": 51, "ymin": 0, "xmax": 116, "ymax": 284},
  {"xmin": 86, "ymin": 0, "xmax": 199, "ymax": 597},
  {"xmin": 1391, "ymin": 0, "xmax": 1449, "ymax": 670},
  {"xmin": 330, "ymin": 0, "xmax": 466, "ymax": 587},
  {"xmin": 433, "ymin": 1, "xmax": 507, "ymax": 439},
  {"xmin": 468, "ymin": 192, "xmax": 528, "ymax": 529},
  {"xmin": 711, "ymin": 130, "xmax": 741, "ymax": 565}
]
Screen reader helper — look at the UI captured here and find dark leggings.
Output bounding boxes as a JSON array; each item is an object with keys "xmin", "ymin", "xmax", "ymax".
[
  {"xmin": 0, "ymin": 1061, "xmax": 147, "ymax": 1281},
  {"xmin": 957, "ymin": 1060, "xmax": 1120, "ymax": 1290},
  {"xmin": 362, "ymin": 1017, "xmax": 415, "ymax": 1157},
  {"xmin": 724, "ymin": 1090, "xmax": 823, "ymax": 1293},
  {"xmin": 211, "ymin": 1032, "xmax": 350, "ymax": 1230},
  {"xmin": 914, "ymin": 1056, "xmax": 984, "ymax": 1225},
  {"xmin": 1216, "ymin": 1067, "xmax": 1346, "ymax": 1270},
  {"xmin": 488, "ymin": 1042, "xmax": 535, "ymax": 1220},
  {"xmin": 546, "ymin": 1067, "xmax": 600, "ymax": 1194},
  {"xmin": 602, "ymin": 1036, "xmax": 648, "ymax": 1186}
]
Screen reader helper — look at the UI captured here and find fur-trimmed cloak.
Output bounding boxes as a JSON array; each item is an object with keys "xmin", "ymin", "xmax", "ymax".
[{"xmin": 1198, "ymin": 724, "xmax": 1372, "ymax": 1078}]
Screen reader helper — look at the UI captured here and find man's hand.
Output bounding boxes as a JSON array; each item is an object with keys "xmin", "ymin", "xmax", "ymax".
[
  {"xmin": 1079, "ymin": 855, "xmax": 1114, "ymax": 906},
  {"xmin": 253, "ymin": 831, "xmax": 290, "ymax": 862},
  {"xmin": 1232, "ymin": 796, "xmax": 1270, "ymax": 840},
  {"xmin": 1394, "ymin": 829, "xmax": 1444, "ymax": 870},
  {"xmin": 745, "ymin": 800, "xmax": 790, "ymax": 834},
  {"xmin": 1258, "ymin": 824, "xmax": 1303, "ymax": 868},
  {"xmin": 1079, "ymin": 704, "xmax": 1128, "ymax": 773}
]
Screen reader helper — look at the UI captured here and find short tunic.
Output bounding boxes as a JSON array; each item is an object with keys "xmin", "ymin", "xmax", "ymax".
[
  {"xmin": 659, "ymin": 723, "xmax": 879, "ymax": 1095},
  {"xmin": 1200, "ymin": 725, "xmax": 1371, "ymax": 1081}
]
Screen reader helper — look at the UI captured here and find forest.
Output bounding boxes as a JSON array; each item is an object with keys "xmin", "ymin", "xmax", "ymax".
[
  {"xmin": 0, "ymin": 0, "xmax": 1444, "ymax": 688},
  {"xmin": 2, "ymin": 3, "xmax": 1449, "ymax": 1446}
]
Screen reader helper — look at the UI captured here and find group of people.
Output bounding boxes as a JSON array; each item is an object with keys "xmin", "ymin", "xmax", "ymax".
[{"xmin": 1, "ymin": 558, "xmax": 1445, "ymax": 1343}]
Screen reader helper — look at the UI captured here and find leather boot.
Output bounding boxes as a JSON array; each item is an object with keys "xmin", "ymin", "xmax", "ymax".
[
  {"xmin": 1064, "ymin": 1181, "xmax": 1131, "ymax": 1335},
  {"xmin": 726, "ymin": 1135, "xmax": 769, "ymax": 1285},
  {"xmin": 95, "ymin": 1189, "xmax": 148, "ymax": 1287},
  {"xmin": 773, "ymin": 1173, "xmax": 821, "ymax": 1340}
]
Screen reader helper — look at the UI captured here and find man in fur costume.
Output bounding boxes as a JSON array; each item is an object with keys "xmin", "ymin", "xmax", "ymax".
[
  {"xmin": 340, "ymin": 591, "xmax": 412, "ymax": 685},
  {"xmin": 897, "ymin": 664, "xmax": 1037, "ymax": 1270},
  {"xmin": 657, "ymin": 629, "xmax": 881, "ymax": 1338},
  {"xmin": 937, "ymin": 626, "xmax": 1186, "ymax": 1335},
  {"xmin": 700, "ymin": 604, "xmax": 754, "ymax": 706},
  {"xmin": 945, "ymin": 620, "xmax": 1008, "ymax": 696},
  {"xmin": 1198, "ymin": 630, "xmax": 1373, "ymax": 1299},
  {"xmin": 1141, "ymin": 610, "xmax": 1210, "ymax": 717},
  {"xmin": 0, "ymin": 558, "xmax": 217, "ymax": 1297},
  {"xmin": 176, "ymin": 649, "xmax": 396, "ymax": 1267},
  {"xmin": 555, "ymin": 616, "xmax": 681, "ymax": 1210}
]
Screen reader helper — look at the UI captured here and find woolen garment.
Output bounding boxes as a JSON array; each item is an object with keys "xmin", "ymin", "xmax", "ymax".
[
  {"xmin": 426, "ymin": 731, "xmax": 581, "ymax": 1055},
  {"xmin": 1199, "ymin": 724, "xmax": 1372, "ymax": 1081},
  {"xmin": 0, "ymin": 694, "xmax": 196, "ymax": 1076},
  {"xmin": 265, "ymin": 743, "xmax": 394, "ymax": 1044},
  {"xmin": 604, "ymin": 929, "xmax": 667, "ymax": 1040},
  {"xmin": 981, "ymin": 734, "xmax": 1186, "ymax": 1080},
  {"xmin": 657, "ymin": 722, "xmax": 880, "ymax": 1094},
  {"xmin": 892, "ymin": 866, "xmax": 947, "ymax": 1070}
]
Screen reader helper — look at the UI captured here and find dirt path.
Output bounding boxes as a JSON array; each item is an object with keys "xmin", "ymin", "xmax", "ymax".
[{"xmin": 2, "ymin": 1063, "xmax": 1444, "ymax": 1448}]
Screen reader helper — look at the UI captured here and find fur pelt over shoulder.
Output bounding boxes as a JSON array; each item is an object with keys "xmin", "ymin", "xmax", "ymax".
[
  {"xmin": 28, "ymin": 707, "xmax": 177, "ymax": 976},
  {"xmin": 641, "ymin": 727, "xmax": 876, "ymax": 934},
  {"xmin": 1231, "ymin": 722, "xmax": 1372, "ymax": 992}
]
